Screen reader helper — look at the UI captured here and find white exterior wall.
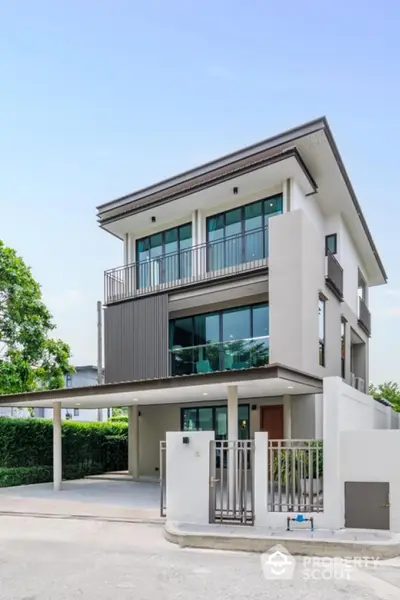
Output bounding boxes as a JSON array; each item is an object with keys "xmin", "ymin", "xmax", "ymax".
[
  {"xmin": 339, "ymin": 219, "xmax": 368, "ymax": 313},
  {"xmin": 290, "ymin": 179, "xmax": 325, "ymax": 233},
  {"xmin": 166, "ymin": 430, "xmax": 214, "ymax": 524},
  {"xmin": 340, "ymin": 430, "xmax": 400, "ymax": 532},
  {"xmin": 269, "ymin": 209, "xmax": 342, "ymax": 379},
  {"xmin": 139, "ymin": 404, "xmax": 180, "ymax": 477}
]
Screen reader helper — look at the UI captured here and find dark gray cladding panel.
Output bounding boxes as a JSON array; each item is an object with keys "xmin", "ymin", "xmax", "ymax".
[{"xmin": 104, "ymin": 294, "xmax": 169, "ymax": 383}]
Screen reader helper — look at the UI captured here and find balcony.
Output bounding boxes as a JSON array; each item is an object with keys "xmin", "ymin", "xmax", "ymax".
[
  {"xmin": 104, "ymin": 228, "xmax": 269, "ymax": 304},
  {"xmin": 170, "ymin": 336, "xmax": 270, "ymax": 377},
  {"xmin": 325, "ymin": 251, "xmax": 343, "ymax": 301},
  {"xmin": 358, "ymin": 296, "xmax": 371, "ymax": 336}
]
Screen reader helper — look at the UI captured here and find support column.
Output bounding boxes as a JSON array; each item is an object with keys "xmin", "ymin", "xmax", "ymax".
[
  {"xmin": 227, "ymin": 385, "xmax": 238, "ymax": 440},
  {"xmin": 128, "ymin": 405, "xmax": 139, "ymax": 480},
  {"xmin": 227, "ymin": 386, "xmax": 238, "ymax": 511},
  {"xmin": 53, "ymin": 402, "xmax": 62, "ymax": 491},
  {"xmin": 283, "ymin": 395, "xmax": 292, "ymax": 439}
]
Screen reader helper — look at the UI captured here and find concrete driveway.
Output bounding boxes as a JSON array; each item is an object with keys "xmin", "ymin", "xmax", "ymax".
[
  {"xmin": 0, "ymin": 516, "xmax": 399, "ymax": 599},
  {"xmin": 0, "ymin": 478, "xmax": 162, "ymax": 522}
]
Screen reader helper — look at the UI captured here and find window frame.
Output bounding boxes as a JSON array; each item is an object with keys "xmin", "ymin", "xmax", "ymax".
[
  {"xmin": 73, "ymin": 408, "xmax": 80, "ymax": 417},
  {"xmin": 319, "ymin": 295, "xmax": 326, "ymax": 367},
  {"xmin": 206, "ymin": 194, "xmax": 283, "ymax": 256},
  {"xmin": 325, "ymin": 233, "xmax": 337, "ymax": 256},
  {"xmin": 136, "ymin": 223, "xmax": 192, "ymax": 263},
  {"xmin": 180, "ymin": 404, "xmax": 250, "ymax": 439},
  {"xmin": 341, "ymin": 318, "xmax": 346, "ymax": 379},
  {"xmin": 170, "ymin": 302, "xmax": 270, "ymax": 349}
]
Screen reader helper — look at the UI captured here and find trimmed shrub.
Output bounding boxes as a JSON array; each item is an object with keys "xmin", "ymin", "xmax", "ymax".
[
  {"xmin": 0, "ymin": 466, "xmax": 53, "ymax": 487},
  {"xmin": 108, "ymin": 415, "xmax": 128, "ymax": 423},
  {"xmin": 0, "ymin": 418, "xmax": 128, "ymax": 486}
]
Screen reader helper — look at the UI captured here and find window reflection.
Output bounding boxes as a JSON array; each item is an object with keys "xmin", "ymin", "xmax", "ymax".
[
  {"xmin": 170, "ymin": 304, "xmax": 270, "ymax": 375},
  {"xmin": 136, "ymin": 223, "xmax": 192, "ymax": 288}
]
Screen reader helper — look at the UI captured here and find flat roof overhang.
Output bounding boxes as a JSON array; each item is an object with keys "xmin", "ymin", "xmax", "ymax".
[
  {"xmin": 0, "ymin": 365, "xmax": 322, "ymax": 410},
  {"xmin": 97, "ymin": 117, "xmax": 387, "ymax": 286}
]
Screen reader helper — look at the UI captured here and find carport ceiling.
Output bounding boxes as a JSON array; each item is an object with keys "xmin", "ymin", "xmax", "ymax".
[{"xmin": 0, "ymin": 366, "xmax": 322, "ymax": 409}]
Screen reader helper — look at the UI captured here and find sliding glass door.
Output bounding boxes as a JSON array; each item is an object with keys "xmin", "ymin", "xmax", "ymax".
[
  {"xmin": 206, "ymin": 194, "xmax": 282, "ymax": 272},
  {"xmin": 136, "ymin": 223, "xmax": 192, "ymax": 288}
]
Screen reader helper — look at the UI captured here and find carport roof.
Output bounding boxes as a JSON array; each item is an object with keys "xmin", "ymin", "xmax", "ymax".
[{"xmin": 0, "ymin": 365, "xmax": 322, "ymax": 409}]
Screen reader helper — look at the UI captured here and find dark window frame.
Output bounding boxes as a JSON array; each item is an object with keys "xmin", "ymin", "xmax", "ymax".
[
  {"xmin": 180, "ymin": 404, "xmax": 250, "ymax": 438},
  {"xmin": 136, "ymin": 222, "xmax": 192, "ymax": 262},
  {"xmin": 319, "ymin": 295, "xmax": 326, "ymax": 367},
  {"xmin": 325, "ymin": 233, "xmax": 337, "ymax": 256},
  {"xmin": 206, "ymin": 194, "xmax": 283, "ymax": 260},
  {"xmin": 341, "ymin": 318, "xmax": 346, "ymax": 379},
  {"xmin": 136, "ymin": 222, "xmax": 192, "ymax": 287},
  {"xmin": 169, "ymin": 302, "xmax": 269, "ymax": 349}
]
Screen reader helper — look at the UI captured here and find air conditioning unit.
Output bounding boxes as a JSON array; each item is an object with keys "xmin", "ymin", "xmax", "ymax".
[{"xmin": 355, "ymin": 377, "xmax": 365, "ymax": 393}]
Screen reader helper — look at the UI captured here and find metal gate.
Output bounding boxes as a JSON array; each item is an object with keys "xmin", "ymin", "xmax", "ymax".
[
  {"xmin": 209, "ymin": 439, "xmax": 254, "ymax": 525},
  {"xmin": 268, "ymin": 439, "xmax": 324, "ymax": 512},
  {"xmin": 160, "ymin": 441, "xmax": 166, "ymax": 517}
]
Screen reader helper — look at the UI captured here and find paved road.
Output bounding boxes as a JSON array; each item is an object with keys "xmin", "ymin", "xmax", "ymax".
[{"xmin": 0, "ymin": 516, "xmax": 399, "ymax": 599}]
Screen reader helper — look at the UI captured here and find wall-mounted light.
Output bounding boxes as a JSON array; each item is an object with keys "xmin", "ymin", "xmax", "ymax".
[
  {"xmin": 183, "ymin": 436, "xmax": 190, "ymax": 444},
  {"xmin": 233, "ymin": 186, "xmax": 238, "ymax": 195},
  {"xmin": 151, "ymin": 216, "xmax": 156, "ymax": 223}
]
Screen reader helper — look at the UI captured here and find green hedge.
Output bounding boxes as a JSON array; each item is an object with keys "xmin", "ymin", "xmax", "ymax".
[
  {"xmin": 108, "ymin": 415, "xmax": 128, "ymax": 423},
  {"xmin": 0, "ymin": 466, "xmax": 53, "ymax": 487},
  {"xmin": 0, "ymin": 418, "xmax": 128, "ymax": 487}
]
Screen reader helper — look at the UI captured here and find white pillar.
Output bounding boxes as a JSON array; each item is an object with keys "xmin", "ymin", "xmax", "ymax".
[
  {"xmin": 283, "ymin": 395, "xmax": 292, "ymax": 439},
  {"xmin": 128, "ymin": 405, "xmax": 139, "ymax": 479},
  {"xmin": 53, "ymin": 402, "xmax": 62, "ymax": 491},
  {"xmin": 227, "ymin": 385, "xmax": 238, "ymax": 440},
  {"xmin": 254, "ymin": 432, "xmax": 269, "ymax": 526},
  {"xmin": 227, "ymin": 386, "xmax": 238, "ymax": 511}
]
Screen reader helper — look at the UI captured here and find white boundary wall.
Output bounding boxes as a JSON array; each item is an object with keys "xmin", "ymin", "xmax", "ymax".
[
  {"xmin": 340, "ymin": 430, "xmax": 400, "ymax": 532},
  {"xmin": 166, "ymin": 431, "xmax": 214, "ymax": 524}
]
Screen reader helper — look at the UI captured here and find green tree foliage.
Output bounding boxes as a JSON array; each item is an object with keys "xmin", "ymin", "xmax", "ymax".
[
  {"xmin": 369, "ymin": 381, "xmax": 400, "ymax": 412},
  {"xmin": 0, "ymin": 240, "xmax": 74, "ymax": 394}
]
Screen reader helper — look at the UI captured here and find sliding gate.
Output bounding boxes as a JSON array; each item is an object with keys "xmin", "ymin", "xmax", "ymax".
[{"xmin": 209, "ymin": 439, "xmax": 255, "ymax": 525}]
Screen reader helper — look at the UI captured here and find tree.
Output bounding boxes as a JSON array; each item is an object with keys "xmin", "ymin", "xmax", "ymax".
[
  {"xmin": 369, "ymin": 381, "xmax": 400, "ymax": 412},
  {"xmin": 0, "ymin": 240, "xmax": 74, "ymax": 395}
]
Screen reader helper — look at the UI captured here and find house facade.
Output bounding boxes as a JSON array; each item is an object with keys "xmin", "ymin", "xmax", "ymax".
[
  {"xmin": 0, "ymin": 366, "xmax": 108, "ymax": 422},
  {"xmin": 96, "ymin": 117, "xmax": 386, "ymax": 478},
  {"xmin": 35, "ymin": 366, "xmax": 109, "ymax": 422}
]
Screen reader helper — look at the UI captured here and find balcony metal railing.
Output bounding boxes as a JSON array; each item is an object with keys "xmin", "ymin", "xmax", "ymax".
[
  {"xmin": 358, "ymin": 296, "xmax": 371, "ymax": 336},
  {"xmin": 170, "ymin": 336, "xmax": 270, "ymax": 377},
  {"xmin": 325, "ymin": 251, "xmax": 343, "ymax": 301},
  {"xmin": 104, "ymin": 227, "xmax": 269, "ymax": 303}
]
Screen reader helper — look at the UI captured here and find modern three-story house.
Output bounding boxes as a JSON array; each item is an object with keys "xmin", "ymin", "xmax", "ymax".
[{"xmin": 97, "ymin": 117, "xmax": 387, "ymax": 478}]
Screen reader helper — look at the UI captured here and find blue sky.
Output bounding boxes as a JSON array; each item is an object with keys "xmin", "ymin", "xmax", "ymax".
[{"xmin": 0, "ymin": 1, "xmax": 399, "ymax": 383}]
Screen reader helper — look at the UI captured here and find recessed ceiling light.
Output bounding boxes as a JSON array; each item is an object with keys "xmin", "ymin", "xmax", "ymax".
[
  {"xmin": 133, "ymin": 398, "xmax": 138, "ymax": 402},
  {"xmin": 287, "ymin": 386, "xmax": 294, "ymax": 389},
  {"xmin": 202, "ymin": 392, "xmax": 208, "ymax": 396},
  {"xmin": 76, "ymin": 403, "xmax": 81, "ymax": 406}
]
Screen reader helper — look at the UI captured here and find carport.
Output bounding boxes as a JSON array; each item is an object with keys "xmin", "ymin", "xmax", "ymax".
[{"xmin": 0, "ymin": 365, "xmax": 322, "ymax": 491}]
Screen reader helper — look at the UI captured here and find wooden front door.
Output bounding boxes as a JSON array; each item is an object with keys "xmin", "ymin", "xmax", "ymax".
[{"xmin": 260, "ymin": 405, "xmax": 284, "ymax": 441}]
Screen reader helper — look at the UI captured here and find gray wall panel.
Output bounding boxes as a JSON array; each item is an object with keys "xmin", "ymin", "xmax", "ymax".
[{"xmin": 105, "ymin": 294, "xmax": 169, "ymax": 383}]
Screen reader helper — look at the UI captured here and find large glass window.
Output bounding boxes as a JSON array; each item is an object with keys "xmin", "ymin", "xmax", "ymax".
[
  {"xmin": 136, "ymin": 223, "xmax": 192, "ymax": 288},
  {"xmin": 170, "ymin": 304, "xmax": 270, "ymax": 375},
  {"xmin": 181, "ymin": 405, "xmax": 250, "ymax": 440},
  {"xmin": 206, "ymin": 194, "xmax": 283, "ymax": 271}
]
